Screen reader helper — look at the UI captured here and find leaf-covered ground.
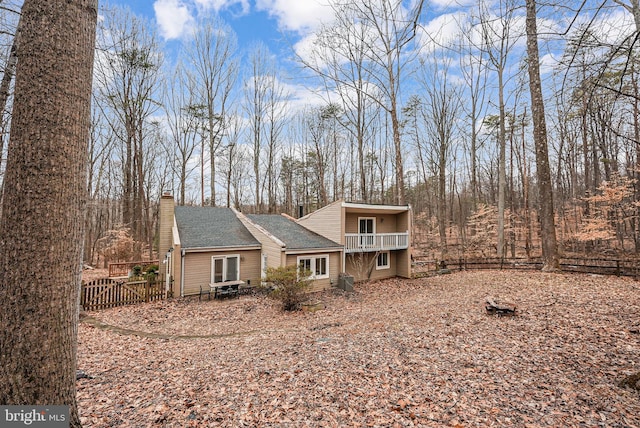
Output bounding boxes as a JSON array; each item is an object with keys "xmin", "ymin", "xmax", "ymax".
[{"xmin": 77, "ymin": 271, "xmax": 640, "ymax": 427}]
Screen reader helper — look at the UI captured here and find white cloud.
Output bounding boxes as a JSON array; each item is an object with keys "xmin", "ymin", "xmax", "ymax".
[
  {"xmin": 429, "ymin": 0, "xmax": 479, "ymax": 10},
  {"xmin": 583, "ymin": 8, "xmax": 635, "ymax": 46},
  {"xmin": 154, "ymin": 0, "xmax": 194, "ymax": 40},
  {"xmin": 293, "ymin": 30, "xmax": 353, "ymax": 70},
  {"xmin": 194, "ymin": 0, "xmax": 250, "ymax": 15},
  {"xmin": 294, "ymin": 19, "xmax": 381, "ymax": 72},
  {"xmin": 284, "ymin": 82, "xmax": 329, "ymax": 112},
  {"xmin": 293, "ymin": 33, "xmax": 319, "ymax": 65},
  {"xmin": 154, "ymin": 0, "xmax": 252, "ymax": 40},
  {"xmin": 417, "ymin": 12, "xmax": 467, "ymax": 53},
  {"xmin": 255, "ymin": 0, "xmax": 335, "ymax": 33},
  {"xmin": 539, "ymin": 53, "xmax": 559, "ymax": 75}
]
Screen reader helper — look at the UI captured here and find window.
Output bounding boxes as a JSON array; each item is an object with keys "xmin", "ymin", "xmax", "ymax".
[
  {"xmin": 298, "ymin": 258, "xmax": 312, "ymax": 275},
  {"xmin": 297, "ymin": 256, "xmax": 329, "ymax": 279},
  {"xmin": 376, "ymin": 251, "xmax": 390, "ymax": 270},
  {"xmin": 316, "ymin": 256, "xmax": 327, "ymax": 277},
  {"xmin": 358, "ymin": 217, "xmax": 375, "ymax": 247},
  {"xmin": 211, "ymin": 255, "xmax": 240, "ymax": 284}
]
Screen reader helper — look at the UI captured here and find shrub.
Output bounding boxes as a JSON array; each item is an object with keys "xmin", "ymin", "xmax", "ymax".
[
  {"xmin": 144, "ymin": 264, "xmax": 159, "ymax": 282},
  {"xmin": 131, "ymin": 265, "xmax": 143, "ymax": 277},
  {"xmin": 263, "ymin": 265, "xmax": 312, "ymax": 311}
]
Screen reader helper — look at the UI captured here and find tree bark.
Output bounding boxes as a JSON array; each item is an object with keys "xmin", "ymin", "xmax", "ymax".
[
  {"xmin": 525, "ymin": 0, "xmax": 560, "ymax": 271},
  {"xmin": 0, "ymin": 1, "xmax": 97, "ymax": 426}
]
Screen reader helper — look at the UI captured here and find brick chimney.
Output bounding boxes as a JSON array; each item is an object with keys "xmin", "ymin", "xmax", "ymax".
[{"xmin": 158, "ymin": 192, "xmax": 175, "ymax": 261}]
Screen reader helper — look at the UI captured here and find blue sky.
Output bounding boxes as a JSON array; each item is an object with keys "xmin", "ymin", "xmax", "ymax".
[
  {"xmin": 109, "ymin": 0, "xmax": 335, "ymax": 59},
  {"xmin": 105, "ymin": 0, "xmax": 634, "ymax": 70},
  {"xmin": 102, "ymin": 0, "xmax": 636, "ymax": 113}
]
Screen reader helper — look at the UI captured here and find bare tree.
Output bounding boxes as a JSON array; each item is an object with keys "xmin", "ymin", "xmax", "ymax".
[
  {"xmin": 614, "ymin": 0, "xmax": 640, "ymax": 31},
  {"xmin": 348, "ymin": 0, "xmax": 424, "ymax": 204},
  {"xmin": 243, "ymin": 42, "xmax": 287, "ymax": 212},
  {"xmin": 220, "ymin": 111, "xmax": 248, "ymax": 209},
  {"xmin": 264, "ymin": 69, "xmax": 288, "ymax": 213},
  {"xmin": 525, "ymin": 0, "xmax": 560, "ymax": 270},
  {"xmin": 85, "ymin": 105, "xmax": 116, "ymax": 265},
  {"xmin": 306, "ymin": 105, "xmax": 343, "ymax": 206},
  {"xmin": 94, "ymin": 6, "xmax": 163, "ymax": 255},
  {"xmin": 419, "ymin": 56, "xmax": 462, "ymax": 258},
  {"xmin": 302, "ymin": 0, "xmax": 424, "ymax": 205},
  {"xmin": 0, "ymin": 1, "xmax": 97, "ymax": 425},
  {"xmin": 458, "ymin": 18, "xmax": 490, "ymax": 211},
  {"xmin": 244, "ymin": 42, "xmax": 270, "ymax": 212},
  {"xmin": 478, "ymin": 0, "xmax": 520, "ymax": 257},
  {"xmin": 300, "ymin": 13, "xmax": 380, "ymax": 202},
  {"xmin": 186, "ymin": 16, "xmax": 238, "ymax": 207},
  {"xmin": 164, "ymin": 61, "xmax": 199, "ymax": 205}
]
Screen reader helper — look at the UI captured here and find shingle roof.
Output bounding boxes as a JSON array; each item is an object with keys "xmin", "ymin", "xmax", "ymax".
[
  {"xmin": 246, "ymin": 214, "xmax": 342, "ymax": 251},
  {"xmin": 175, "ymin": 206, "xmax": 260, "ymax": 249}
]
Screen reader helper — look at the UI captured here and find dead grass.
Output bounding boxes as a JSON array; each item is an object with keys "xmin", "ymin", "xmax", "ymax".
[{"xmin": 77, "ymin": 270, "xmax": 640, "ymax": 427}]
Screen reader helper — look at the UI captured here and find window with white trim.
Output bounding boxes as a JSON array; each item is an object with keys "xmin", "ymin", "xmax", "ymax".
[
  {"xmin": 211, "ymin": 255, "xmax": 240, "ymax": 284},
  {"xmin": 376, "ymin": 251, "xmax": 390, "ymax": 270},
  {"xmin": 297, "ymin": 255, "xmax": 329, "ymax": 279}
]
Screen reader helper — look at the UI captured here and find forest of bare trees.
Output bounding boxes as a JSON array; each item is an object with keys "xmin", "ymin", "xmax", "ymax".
[{"xmin": 0, "ymin": 0, "xmax": 639, "ymax": 266}]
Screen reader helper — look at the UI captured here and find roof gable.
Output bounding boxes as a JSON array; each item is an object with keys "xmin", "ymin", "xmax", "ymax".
[{"xmin": 175, "ymin": 206, "xmax": 260, "ymax": 250}]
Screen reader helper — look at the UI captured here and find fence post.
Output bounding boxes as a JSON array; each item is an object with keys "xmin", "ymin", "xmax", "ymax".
[{"xmin": 80, "ymin": 281, "xmax": 85, "ymax": 311}]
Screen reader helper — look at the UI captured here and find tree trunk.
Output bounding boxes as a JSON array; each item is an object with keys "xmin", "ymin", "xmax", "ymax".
[
  {"xmin": 525, "ymin": 0, "xmax": 560, "ymax": 271},
  {"xmin": 390, "ymin": 97, "xmax": 405, "ymax": 205},
  {"xmin": 497, "ymin": 67, "xmax": 507, "ymax": 258},
  {"xmin": 0, "ymin": 1, "xmax": 97, "ymax": 426}
]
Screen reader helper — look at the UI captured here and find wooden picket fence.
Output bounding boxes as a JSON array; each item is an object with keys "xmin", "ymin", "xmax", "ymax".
[{"xmin": 81, "ymin": 276, "xmax": 167, "ymax": 311}]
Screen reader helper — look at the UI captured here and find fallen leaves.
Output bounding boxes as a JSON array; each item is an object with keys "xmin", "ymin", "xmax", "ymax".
[{"xmin": 77, "ymin": 271, "xmax": 640, "ymax": 427}]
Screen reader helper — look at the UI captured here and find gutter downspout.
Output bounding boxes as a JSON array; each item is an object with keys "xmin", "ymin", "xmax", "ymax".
[{"xmin": 181, "ymin": 248, "xmax": 186, "ymax": 297}]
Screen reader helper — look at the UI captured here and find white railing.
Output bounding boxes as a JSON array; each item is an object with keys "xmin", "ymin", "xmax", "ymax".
[{"xmin": 344, "ymin": 232, "xmax": 409, "ymax": 253}]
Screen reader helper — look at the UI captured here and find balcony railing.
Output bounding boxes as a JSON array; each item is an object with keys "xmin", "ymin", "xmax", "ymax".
[{"xmin": 344, "ymin": 232, "xmax": 409, "ymax": 253}]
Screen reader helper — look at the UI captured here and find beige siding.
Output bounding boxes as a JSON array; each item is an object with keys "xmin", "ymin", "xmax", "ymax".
[
  {"xmin": 346, "ymin": 251, "xmax": 399, "ymax": 282},
  {"xmin": 285, "ymin": 251, "xmax": 341, "ymax": 292},
  {"xmin": 182, "ymin": 249, "xmax": 261, "ymax": 296},
  {"xmin": 373, "ymin": 251, "xmax": 397, "ymax": 281},
  {"xmin": 397, "ymin": 210, "xmax": 412, "ymax": 278},
  {"xmin": 297, "ymin": 200, "xmax": 343, "ymax": 244},
  {"xmin": 397, "ymin": 210, "xmax": 410, "ymax": 232},
  {"xmin": 171, "ymin": 242, "xmax": 181, "ymax": 297},
  {"xmin": 239, "ymin": 216, "xmax": 285, "ymax": 272},
  {"xmin": 396, "ymin": 248, "xmax": 411, "ymax": 278},
  {"xmin": 345, "ymin": 213, "xmax": 401, "ymax": 234},
  {"xmin": 158, "ymin": 194, "xmax": 174, "ymax": 261}
]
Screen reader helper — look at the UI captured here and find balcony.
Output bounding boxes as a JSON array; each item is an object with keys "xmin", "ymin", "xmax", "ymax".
[{"xmin": 344, "ymin": 232, "xmax": 409, "ymax": 253}]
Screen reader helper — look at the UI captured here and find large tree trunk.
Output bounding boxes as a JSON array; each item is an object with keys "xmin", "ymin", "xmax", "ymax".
[
  {"xmin": 525, "ymin": 0, "xmax": 560, "ymax": 271},
  {"xmin": 0, "ymin": 1, "xmax": 97, "ymax": 426}
]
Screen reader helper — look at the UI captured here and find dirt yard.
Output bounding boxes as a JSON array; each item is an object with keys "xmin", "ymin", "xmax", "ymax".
[{"xmin": 77, "ymin": 271, "xmax": 640, "ymax": 427}]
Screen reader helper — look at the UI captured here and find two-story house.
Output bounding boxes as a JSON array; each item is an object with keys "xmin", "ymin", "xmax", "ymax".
[
  {"xmin": 297, "ymin": 200, "xmax": 412, "ymax": 282},
  {"xmin": 159, "ymin": 194, "xmax": 412, "ymax": 297}
]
